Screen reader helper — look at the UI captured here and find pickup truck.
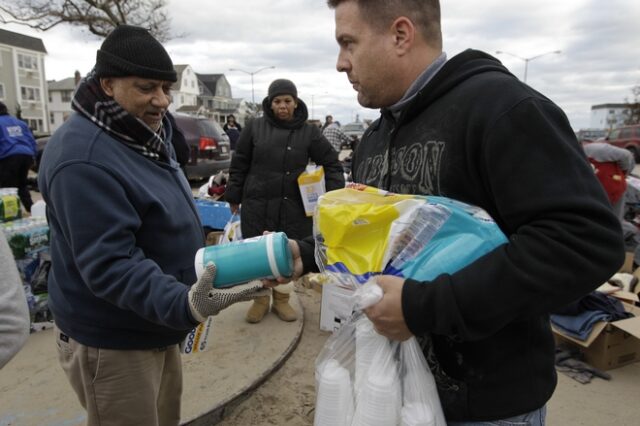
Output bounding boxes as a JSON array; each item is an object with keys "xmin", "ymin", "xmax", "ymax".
[{"xmin": 604, "ymin": 124, "xmax": 640, "ymax": 163}]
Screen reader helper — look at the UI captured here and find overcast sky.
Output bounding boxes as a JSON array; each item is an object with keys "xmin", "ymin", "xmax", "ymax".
[{"xmin": 5, "ymin": 0, "xmax": 640, "ymax": 130}]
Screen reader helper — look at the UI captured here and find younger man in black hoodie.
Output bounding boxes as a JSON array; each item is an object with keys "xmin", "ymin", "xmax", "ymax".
[{"xmin": 286, "ymin": 0, "xmax": 624, "ymax": 423}]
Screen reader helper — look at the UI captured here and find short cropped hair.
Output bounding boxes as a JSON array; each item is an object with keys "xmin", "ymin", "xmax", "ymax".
[{"xmin": 327, "ymin": 0, "xmax": 442, "ymax": 49}]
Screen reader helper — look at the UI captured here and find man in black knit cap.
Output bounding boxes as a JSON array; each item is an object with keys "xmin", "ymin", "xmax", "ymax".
[{"xmin": 39, "ymin": 25, "xmax": 267, "ymax": 426}]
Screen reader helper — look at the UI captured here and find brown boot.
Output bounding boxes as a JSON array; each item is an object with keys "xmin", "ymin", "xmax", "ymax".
[
  {"xmin": 272, "ymin": 289, "xmax": 297, "ymax": 322},
  {"xmin": 245, "ymin": 294, "xmax": 271, "ymax": 323}
]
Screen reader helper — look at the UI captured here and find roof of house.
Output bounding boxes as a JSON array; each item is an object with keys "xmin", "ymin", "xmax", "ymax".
[
  {"xmin": 197, "ymin": 74, "xmax": 224, "ymax": 97},
  {"xmin": 176, "ymin": 105, "xmax": 204, "ymax": 113},
  {"xmin": 198, "ymin": 80, "xmax": 214, "ymax": 97},
  {"xmin": 0, "ymin": 28, "xmax": 47, "ymax": 53},
  {"xmin": 47, "ymin": 77, "xmax": 76, "ymax": 91},
  {"xmin": 591, "ymin": 103, "xmax": 631, "ymax": 110},
  {"xmin": 174, "ymin": 64, "xmax": 189, "ymax": 77}
]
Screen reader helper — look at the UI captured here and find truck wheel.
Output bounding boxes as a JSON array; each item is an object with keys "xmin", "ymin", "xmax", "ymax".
[{"xmin": 627, "ymin": 147, "xmax": 640, "ymax": 164}]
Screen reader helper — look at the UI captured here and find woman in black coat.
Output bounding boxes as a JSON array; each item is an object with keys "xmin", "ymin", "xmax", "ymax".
[{"xmin": 225, "ymin": 79, "xmax": 344, "ymax": 323}]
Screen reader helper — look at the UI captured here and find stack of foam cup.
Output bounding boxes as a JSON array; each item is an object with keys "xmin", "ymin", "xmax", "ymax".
[
  {"xmin": 314, "ymin": 359, "xmax": 354, "ymax": 426},
  {"xmin": 354, "ymin": 316, "xmax": 388, "ymax": 392},
  {"xmin": 352, "ymin": 366, "xmax": 402, "ymax": 426},
  {"xmin": 400, "ymin": 339, "xmax": 443, "ymax": 426},
  {"xmin": 401, "ymin": 402, "xmax": 435, "ymax": 426}
]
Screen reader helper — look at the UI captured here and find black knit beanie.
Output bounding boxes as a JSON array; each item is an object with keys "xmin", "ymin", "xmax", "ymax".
[
  {"xmin": 268, "ymin": 79, "xmax": 297, "ymax": 101},
  {"xmin": 95, "ymin": 25, "xmax": 177, "ymax": 82}
]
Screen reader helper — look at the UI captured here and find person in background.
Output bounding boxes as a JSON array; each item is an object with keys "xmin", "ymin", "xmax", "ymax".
[
  {"xmin": 322, "ymin": 119, "xmax": 352, "ymax": 153},
  {"xmin": 0, "ymin": 101, "xmax": 37, "ymax": 213},
  {"xmin": 321, "ymin": 114, "xmax": 333, "ymax": 131},
  {"xmin": 223, "ymin": 114, "xmax": 243, "ymax": 151},
  {"xmin": 284, "ymin": 1, "xmax": 624, "ymax": 424},
  {"xmin": 225, "ymin": 78, "xmax": 345, "ymax": 324},
  {"xmin": 0, "ymin": 231, "xmax": 30, "ymax": 369},
  {"xmin": 38, "ymin": 25, "xmax": 267, "ymax": 426},
  {"xmin": 583, "ymin": 142, "xmax": 635, "ymax": 222}
]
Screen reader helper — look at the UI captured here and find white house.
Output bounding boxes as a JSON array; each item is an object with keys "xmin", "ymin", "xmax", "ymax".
[
  {"xmin": 590, "ymin": 103, "xmax": 632, "ymax": 130},
  {"xmin": 0, "ymin": 28, "xmax": 48, "ymax": 133},
  {"xmin": 196, "ymin": 73, "xmax": 237, "ymax": 124},
  {"xmin": 47, "ymin": 71, "xmax": 81, "ymax": 132},
  {"xmin": 170, "ymin": 64, "xmax": 199, "ymax": 113}
]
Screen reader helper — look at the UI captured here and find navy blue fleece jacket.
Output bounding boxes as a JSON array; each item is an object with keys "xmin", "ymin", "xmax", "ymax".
[{"xmin": 39, "ymin": 113, "xmax": 204, "ymax": 349}]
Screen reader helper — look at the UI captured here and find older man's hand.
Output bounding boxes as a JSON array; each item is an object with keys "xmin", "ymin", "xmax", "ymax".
[{"xmin": 363, "ymin": 275, "xmax": 413, "ymax": 341}]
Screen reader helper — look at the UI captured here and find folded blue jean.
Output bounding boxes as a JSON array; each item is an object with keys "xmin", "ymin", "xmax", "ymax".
[{"xmin": 551, "ymin": 310, "xmax": 612, "ymax": 341}]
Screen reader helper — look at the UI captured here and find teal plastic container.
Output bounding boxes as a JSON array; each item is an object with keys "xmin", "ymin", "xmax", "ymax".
[{"xmin": 194, "ymin": 232, "xmax": 294, "ymax": 288}]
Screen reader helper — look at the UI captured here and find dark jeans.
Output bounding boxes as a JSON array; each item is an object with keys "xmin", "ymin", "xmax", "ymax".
[
  {"xmin": 448, "ymin": 406, "xmax": 546, "ymax": 426},
  {"xmin": 0, "ymin": 154, "xmax": 34, "ymax": 212}
]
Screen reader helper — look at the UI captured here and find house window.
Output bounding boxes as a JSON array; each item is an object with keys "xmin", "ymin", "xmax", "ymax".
[
  {"xmin": 21, "ymin": 86, "xmax": 41, "ymax": 101},
  {"xmin": 50, "ymin": 112, "xmax": 55, "ymax": 124},
  {"xmin": 61, "ymin": 90, "xmax": 72, "ymax": 102},
  {"xmin": 18, "ymin": 53, "xmax": 38, "ymax": 70},
  {"xmin": 0, "ymin": 83, "xmax": 4, "ymax": 99},
  {"xmin": 25, "ymin": 118, "xmax": 43, "ymax": 132}
]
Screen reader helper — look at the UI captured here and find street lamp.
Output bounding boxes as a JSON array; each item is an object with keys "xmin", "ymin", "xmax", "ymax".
[
  {"xmin": 228, "ymin": 66, "xmax": 276, "ymax": 105},
  {"xmin": 495, "ymin": 50, "xmax": 561, "ymax": 83}
]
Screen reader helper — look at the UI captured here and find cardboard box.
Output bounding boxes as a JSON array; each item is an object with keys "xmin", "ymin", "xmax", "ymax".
[
  {"xmin": 620, "ymin": 252, "xmax": 635, "ymax": 274},
  {"xmin": 552, "ymin": 303, "xmax": 640, "ymax": 370},
  {"xmin": 320, "ymin": 282, "xmax": 355, "ymax": 332}
]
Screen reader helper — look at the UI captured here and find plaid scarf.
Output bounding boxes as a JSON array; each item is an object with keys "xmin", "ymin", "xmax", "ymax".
[{"xmin": 71, "ymin": 71, "xmax": 170, "ymax": 163}]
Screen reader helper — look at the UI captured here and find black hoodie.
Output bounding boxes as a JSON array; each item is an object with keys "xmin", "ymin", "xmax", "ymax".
[{"xmin": 350, "ymin": 49, "xmax": 625, "ymax": 420}]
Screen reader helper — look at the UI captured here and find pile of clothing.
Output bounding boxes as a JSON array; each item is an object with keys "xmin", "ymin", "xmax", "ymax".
[
  {"xmin": 551, "ymin": 291, "xmax": 634, "ymax": 383},
  {"xmin": 551, "ymin": 291, "xmax": 633, "ymax": 341}
]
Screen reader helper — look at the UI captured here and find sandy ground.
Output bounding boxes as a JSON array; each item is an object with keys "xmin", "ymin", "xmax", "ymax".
[
  {"xmin": 215, "ymin": 281, "xmax": 640, "ymax": 426},
  {"xmin": 217, "ymin": 283, "xmax": 329, "ymax": 426}
]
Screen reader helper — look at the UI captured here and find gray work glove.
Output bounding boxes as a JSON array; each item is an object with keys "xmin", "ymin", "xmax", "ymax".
[{"xmin": 188, "ymin": 263, "xmax": 270, "ymax": 322}]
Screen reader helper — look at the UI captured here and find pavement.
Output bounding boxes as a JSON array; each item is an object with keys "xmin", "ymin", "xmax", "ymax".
[{"xmin": 0, "ymin": 295, "xmax": 304, "ymax": 426}]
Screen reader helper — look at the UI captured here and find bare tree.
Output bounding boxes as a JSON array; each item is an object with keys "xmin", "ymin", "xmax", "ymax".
[
  {"xmin": 624, "ymin": 85, "xmax": 640, "ymax": 125},
  {"xmin": 0, "ymin": 0, "xmax": 172, "ymax": 41}
]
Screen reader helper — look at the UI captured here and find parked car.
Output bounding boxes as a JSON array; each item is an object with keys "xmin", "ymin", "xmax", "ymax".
[
  {"xmin": 173, "ymin": 114, "xmax": 231, "ymax": 181},
  {"xmin": 603, "ymin": 124, "xmax": 640, "ymax": 163},
  {"xmin": 341, "ymin": 122, "xmax": 368, "ymax": 150}
]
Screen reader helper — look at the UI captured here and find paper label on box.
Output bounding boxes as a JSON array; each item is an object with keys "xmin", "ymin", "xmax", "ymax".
[
  {"xmin": 180, "ymin": 317, "xmax": 213, "ymax": 354},
  {"xmin": 298, "ymin": 165, "xmax": 326, "ymax": 217},
  {"xmin": 320, "ymin": 282, "xmax": 355, "ymax": 332}
]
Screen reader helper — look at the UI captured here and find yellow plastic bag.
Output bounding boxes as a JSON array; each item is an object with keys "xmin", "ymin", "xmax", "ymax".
[{"xmin": 313, "ymin": 185, "xmax": 507, "ymax": 283}]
